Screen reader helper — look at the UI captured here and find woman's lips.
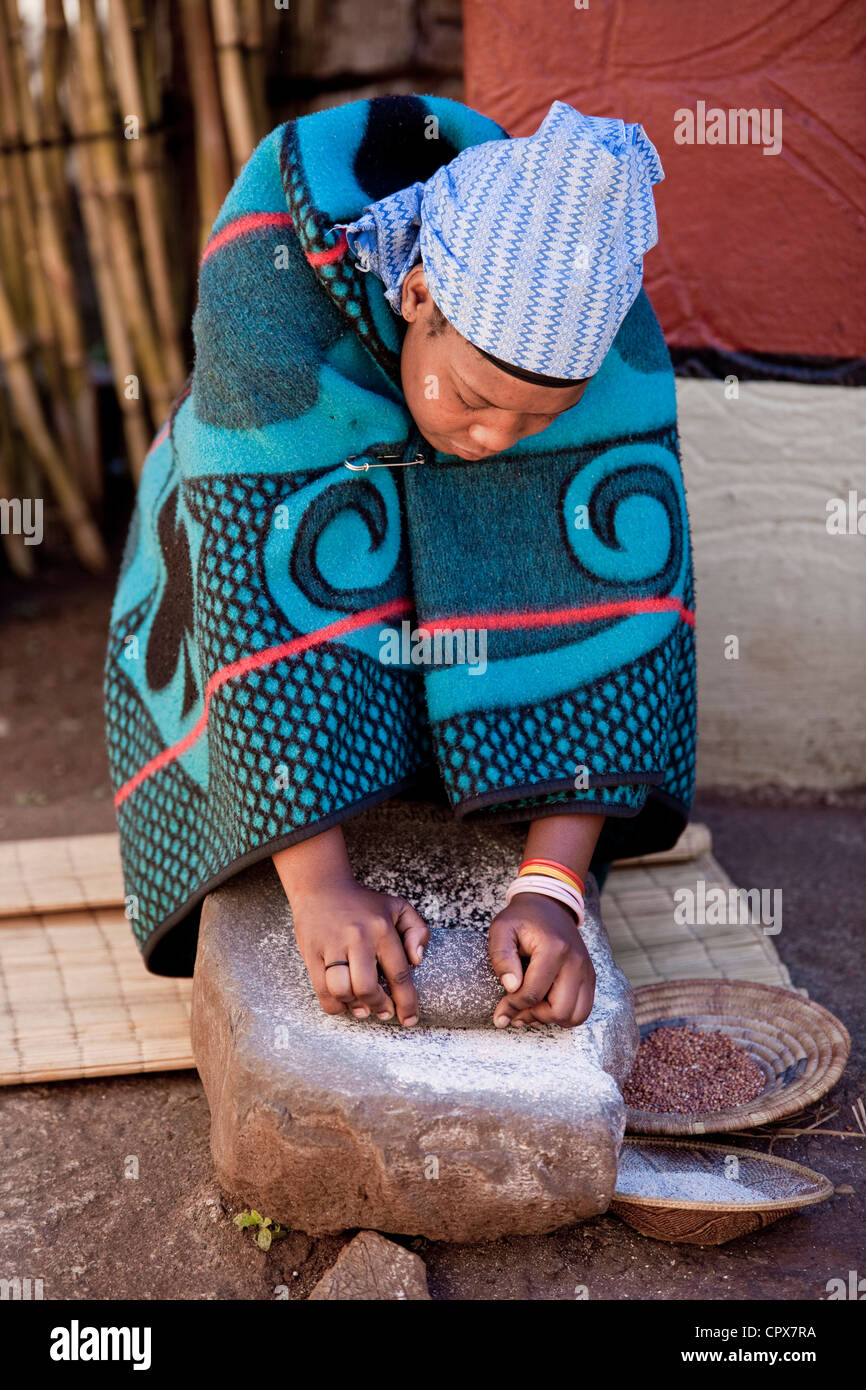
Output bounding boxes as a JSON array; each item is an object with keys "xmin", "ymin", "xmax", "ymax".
[
  {"xmin": 422, "ymin": 429, "xmax": 492, "ymax": 461},
  {"xmin": 450, "ymin": 442, "xmax": 490, "ymax": 461}
]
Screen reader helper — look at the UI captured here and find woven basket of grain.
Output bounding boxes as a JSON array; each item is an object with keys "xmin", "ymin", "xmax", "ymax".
[
  {"xmin": 625, "ymin": 979, "xmax": 850, "ymax": 1135},
  {"xmin": 611, "ymin": 1137, "xmax": 834, "ymax": 1244}
]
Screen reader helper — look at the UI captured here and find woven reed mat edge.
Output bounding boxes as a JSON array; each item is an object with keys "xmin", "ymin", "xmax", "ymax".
[{"xmin": 0, "ymin": 822, "xmax": 714, "ymax": 920}]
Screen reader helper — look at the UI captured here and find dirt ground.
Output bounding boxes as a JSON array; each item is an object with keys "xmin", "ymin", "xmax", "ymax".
[{"xmin": 1, "ymin": 567, "xmax": 863, "ymax": 1300}]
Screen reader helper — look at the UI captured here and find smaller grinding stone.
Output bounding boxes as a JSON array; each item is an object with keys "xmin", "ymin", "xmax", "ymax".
[{"xmin": 385, "ymin": 926, "xmax": 504, "ymax": 1028}]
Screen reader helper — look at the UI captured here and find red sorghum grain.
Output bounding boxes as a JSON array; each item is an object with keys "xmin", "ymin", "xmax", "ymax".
[{"xmin": 622, "ymin": 1025, "xmax": 766, "ymax": 1114}]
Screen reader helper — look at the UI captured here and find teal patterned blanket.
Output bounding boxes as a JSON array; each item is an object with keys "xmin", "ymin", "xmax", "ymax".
[{"xmin": 104, "ymin": 94, "xmax": 696, "ymax": 974}]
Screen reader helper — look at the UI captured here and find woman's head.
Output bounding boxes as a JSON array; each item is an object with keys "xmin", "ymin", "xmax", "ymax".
[
  {"xmin": 399, "ymin": 263, "xmax": 588, "ymax": 460},
  {"xmin": 339, "ymin": 101, "xmax": 664, "ymax": 448}
]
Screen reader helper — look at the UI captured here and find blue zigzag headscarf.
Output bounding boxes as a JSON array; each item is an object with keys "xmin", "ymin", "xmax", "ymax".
[{"xmin": 336, "ymin": 100, "xmax": 665, "ymax": 381}]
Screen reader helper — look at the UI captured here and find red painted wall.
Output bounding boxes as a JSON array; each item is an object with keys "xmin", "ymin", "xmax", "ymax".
[{"xmin": 463, "ymin": 0, "xmax": 866, "ymax": 358}]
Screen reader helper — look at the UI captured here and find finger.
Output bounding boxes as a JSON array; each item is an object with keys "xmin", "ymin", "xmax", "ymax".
[
  {"xmin": 377, "ymin": 928, "xmax": 420, "ymax": 1026},
  {"xmin": 510, "ymin": 960, "xmax": 593, "ymax": 1030},
  {"xmin": 541, "ymin": 957, "xmax": 584, "ymax": 1027},
  {"xmin": 517, "ymin": 974, "xmax": 596, "ymax": 1031},
  {"xmin": 569, "ymin": 973, "xmax": 596, "ymax": 1027},
  {"xmin": 500, "ymin": 1005, "xmax": 536, "ymax": 1027},
  {"xmin": 514, "ymin": 1001, "xmax": 569, "ymax": 1028},
  {"xmin": 315, "ymin": 986, "xmax": 350, "ymax": 1017},
  {"xmin": 321, "ymin": 961, "xmax": 355, "ymax": 1006},
  {"xmin": 487, "ymin": 917, "xmax": 524, "ymax": 994},
  {"xmin": 307, "ymin": 958, "xmax": 348, "ymax": 1016},
  {"xmin": 493, "ymin": 945, "xmax": 562, "ymax": 1027},
  {"xmin": 392, "ymin": 901, "xmax": 429, "ymax": 966},
  {"xmin": 348, "ymin": 942, "xmax": 394, "ymax": 1019}
]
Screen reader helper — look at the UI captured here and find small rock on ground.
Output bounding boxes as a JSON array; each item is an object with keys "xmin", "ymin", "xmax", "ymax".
[{"xmin": 308, "ymin": 1231, "xmax": 431, "ymax": 1300}]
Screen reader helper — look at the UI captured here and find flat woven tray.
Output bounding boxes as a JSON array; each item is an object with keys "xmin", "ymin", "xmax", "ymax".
[
  {"xmin": 625, "ymin": 978, "xmax": 850, "ymax": 1135},
  {"xmin": 612, "ymin": 1137, "xmax": 834, "ymax": 1244}
]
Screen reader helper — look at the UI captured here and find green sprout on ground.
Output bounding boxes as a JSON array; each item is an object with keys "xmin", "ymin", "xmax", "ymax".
[{"xmin": 233, "ymin": 1209, "xmax": 289, "ymax": 1251}]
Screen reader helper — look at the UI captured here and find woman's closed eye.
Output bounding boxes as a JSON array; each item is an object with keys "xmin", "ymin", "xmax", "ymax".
[{"xmin": 457, "ymin": 395, "xmax": 553, "ymax": 423}]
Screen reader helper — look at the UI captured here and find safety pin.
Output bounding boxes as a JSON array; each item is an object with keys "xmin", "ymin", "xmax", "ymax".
[{"xmin": 344, "ymin": 452, "xmax": 425, "ymax": 471}]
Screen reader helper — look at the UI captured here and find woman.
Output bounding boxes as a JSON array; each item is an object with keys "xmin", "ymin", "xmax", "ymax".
[{"xmin": 104, "ymin": 94, "xmax": 696, "ymax": 1032}]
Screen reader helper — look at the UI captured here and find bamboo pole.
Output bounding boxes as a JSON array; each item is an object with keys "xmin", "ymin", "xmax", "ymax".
[
  {"xmin": 128, "ymin": 0, "xmax": 161, "ymax": 128},
  {"xmin": 106, "ymin": 0, "xmax": 186, "ymax": 391},
  {"xmin": 241, "ymin": 0, "xmax": 267, "ymax": 140},
  {"xmin": 66, "ymin": 57, "xmax": 153, "ymax": 482},
  {"xmin": 0, "ymin": 10, "xmax": 62, "ymax": 417},
  {"xmin": 3, "ymin": 0, "xmax": 100, "ymax": 501},
  {"xmin": 0, "ymin": 266, "xmax": 107, "ymax": 572},
  {"xmin": 0, "ymin": 388, "xmax": 35, "ymax": 578},
  {"xmin": 0, "ymin": 0, "xmax": 28, "ymax": 328},
  {"xmin": 211, "ymin": 0, "xmax": 258, "ymax": 171},
  {"xmin": 132, "ymin": 0, "xmax": 185, "ymax": 339},
  {"xmin": 73, "ymin": 0, "xmax": 175, "ymax": 424},
  {"xmin": 0, "ymin": 124, "xmax": 23, "ymax": 324},
  {"xmin": 0, "ymin": 1, "xmax": 88, "ymax": 528},
  {"xmin": 40, "ymin": 0, "xmax": 70, "ymax": 224},
  {"xmin": 179, "ymin": 0, "xmax": 232, "ymax": 250},
  {"xmin": 289, "ymin": 0, "xmax": 321, "ymax": 88}
]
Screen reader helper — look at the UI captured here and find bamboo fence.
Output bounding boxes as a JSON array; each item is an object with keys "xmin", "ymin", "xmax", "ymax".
[{"xmin": 0, "ymin": 0, "xmax": 277, "ymax": 574}]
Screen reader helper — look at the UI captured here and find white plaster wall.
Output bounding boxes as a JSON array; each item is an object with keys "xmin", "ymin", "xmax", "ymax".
[{"xmin": 676, "ymin": 378, "xmax": 866, "ymax": 789}]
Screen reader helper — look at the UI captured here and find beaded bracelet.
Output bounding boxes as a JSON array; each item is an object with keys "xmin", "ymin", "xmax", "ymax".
[{"xmin": 505, "ymin": 872, "xmax": 585, "ymax": 925}]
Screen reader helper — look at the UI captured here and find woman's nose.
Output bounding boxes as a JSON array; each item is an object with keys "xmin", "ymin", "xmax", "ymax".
[{"xmin": 467, "ymin": 418, "xmax": 524, "ymax": 451}]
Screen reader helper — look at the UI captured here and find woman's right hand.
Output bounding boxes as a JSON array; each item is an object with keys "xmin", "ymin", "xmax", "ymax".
[{"xmin": 289, "ymin": 880, "xmax": 429, "ymax": 1026}]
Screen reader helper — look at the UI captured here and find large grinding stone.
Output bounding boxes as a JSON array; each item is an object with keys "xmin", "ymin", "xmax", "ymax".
[{"xmin": 192, "ymin": 799, "xmax": 638, "ymax": 1241}]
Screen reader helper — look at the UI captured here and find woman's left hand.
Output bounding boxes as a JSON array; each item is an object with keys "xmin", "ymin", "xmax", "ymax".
[{"xmin": 488, "ymin": 891, "xmax": 596, "ymax": 1028}]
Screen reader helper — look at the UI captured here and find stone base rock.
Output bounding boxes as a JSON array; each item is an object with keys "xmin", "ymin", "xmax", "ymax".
[
  {"xmin": 308, "ymin": 1231, "xmax": 431, "ymax": 1300},
  {"xmin": 191, "ymin": 799, "xmax": 637, "ymax": 1241}
]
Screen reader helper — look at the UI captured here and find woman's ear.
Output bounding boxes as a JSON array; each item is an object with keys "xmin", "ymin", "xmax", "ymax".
[{"xmin": 400, "ymin": 262, "xmax": 431, "ymax": 324}]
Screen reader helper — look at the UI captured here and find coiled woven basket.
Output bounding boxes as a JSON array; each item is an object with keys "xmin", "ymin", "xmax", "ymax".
[
  {"xmin": 625, "ymin": 978, "xmax": 851, "ymax": 1135},
  {"xmin": 612, "ymin": 1137, "xmax": 834, "ymax": 1245}
]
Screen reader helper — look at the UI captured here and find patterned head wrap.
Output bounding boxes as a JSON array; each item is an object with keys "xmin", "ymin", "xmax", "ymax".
[{"xmin": 337, "ymin": 100, "xmax": 665, "ymax": 381}]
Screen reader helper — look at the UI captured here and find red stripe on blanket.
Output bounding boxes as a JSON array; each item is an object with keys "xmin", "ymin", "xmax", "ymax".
[
  {"xmin": 147, "ymin": 420, "xmax": 171, "ymax": 455},
  {"xmin": 306, "ymin": 229, "xmax": 348, "ymax": 265},
  {"xmin": 114, "ymin": 597, "xmax": 414, "ymax": 807},
  {"xmin": 200, "ymin": 214, "xmax": 347, "ymax": 270},
  {"xmin": 115, "ymin": 594, "xmax": 694, "ymax": 805},
  {"xmin": 417, "ymin": 597, "xmax": 695, "ymax": 632},
  {"xmin": 200, "ymin": 211, "xmax": 295, "ymax": 265}
]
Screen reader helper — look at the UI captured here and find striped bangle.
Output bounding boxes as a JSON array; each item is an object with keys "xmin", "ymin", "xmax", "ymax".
[
  {"xmin": 519, "ymin": 857, "xmax": 585, "ymax": 896},
  {"xmin": 520, "ymin": 862, "xmax": 584, "ymax": 895},
  {"xmin": 506, "ymin": 872, "xmax": 585, "ymax": 925}
]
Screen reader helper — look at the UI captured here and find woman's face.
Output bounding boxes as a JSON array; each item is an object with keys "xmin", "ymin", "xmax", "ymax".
[{"xmin": 399, "ymin": 264, "xmax": 588, "ymax": 460}]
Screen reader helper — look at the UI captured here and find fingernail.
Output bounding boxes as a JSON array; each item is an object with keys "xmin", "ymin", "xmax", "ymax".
[
  {"xmin": 352, "ymin": 1007, "xmax": 369, "ymax": 1018},
  {"xmin": 403, "ymin": 1015, "xmax": 418, "ymax": 1027},
  {"xmin": 377, "ymin": 1011, "xmax": 393, "ymax": 1021},
  {"xmin": 494, "ymin": 1015, "xmax": 510, "ymax": 1028},
  {"xmin": 502, "ymin": 973, "xmax": 519, "ymax": 992},
  {"xmin": 512, "ymin": 1018, "xmax": 524, "ymax": 1028},
  {"xmin": 415, "ymin": 947, "xmax": 424, "ymax": 963}
]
